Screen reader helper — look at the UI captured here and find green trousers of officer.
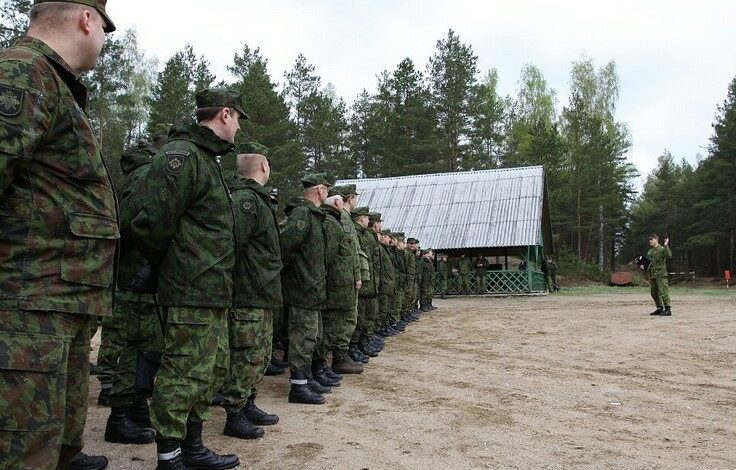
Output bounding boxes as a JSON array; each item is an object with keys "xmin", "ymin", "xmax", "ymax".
[
  {"xmin": 650, "ymin": 277, "xmax": 671, "ymax": 307},
  {"xmin": 150, "ymin": 307, "xmax": 229, "ymax": 440},
  {"xmin": 221, "ymin": 308, "xmax": 273, "ymax": 413},
  {"xmin": 109, "ymin": 293, "xmax": 162, "ymax": 408},
  {"xmin": 287, "ymin": 306, "xmax": 322, "ymax": 373},
  {"xmin": 97, "ymin": 305, "xmax": 126, "ymax": 388},
  {"xmin": 0, "ymin": 310, "xmax": 93, "ymax": 469}
]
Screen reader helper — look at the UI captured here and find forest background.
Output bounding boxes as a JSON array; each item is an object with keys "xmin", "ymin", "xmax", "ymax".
[{"xmin": 2, "ymin": 0, "xmax": 735, "ymax": 278}]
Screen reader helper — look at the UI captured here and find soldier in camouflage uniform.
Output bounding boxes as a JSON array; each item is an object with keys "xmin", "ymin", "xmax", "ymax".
[
  {"xmin": 419, "ymin": 250, "xmax": 436, "ymax": 311},
  {"xmin": 0, "ymin": 3, "xmax": 117, "ymax": 469},
  {"xmin": 327, "ymin": 185, "xmax": 365, "ymax": 372},
  {"xmin": 403, "ymin": 238, "xmax": 421, "ymax": 323},
  {"xmin": 362, "ymin": 212, "xmax": 387, "ymax": 354},
  {"xmin": 473, "ymin": 255, "xmax": 489, "ymax": 294},
  {"xmin": 280, "ymin": 173, "xmax": 331, "ymax": 404},
  {"xmin": 437, "ymin": 254, "xmax": 449, "ymax": 298},
  {"xmin": 103, "ymin": 133, "xmax": 170, "ymax": 446},
  {"xmin": 389, "ymin": 233, "xmax": 408, "ymax": 332},
  {"xmin": 457, "ymin": 254, "xmax": 472, "ymax": 294},
  {"xmin": 349, "ymin": 206, "xmax": 375, "ymax": 362},
  {"xmin": 130, "ymin": 88, "xmax": 245, "ymax": 470},
  {"xmin": 645, "ymin": 234, "xmax": 673, "ymax": 316},
  {"xmin": 376, "ymin": 229, "xmax": 396, "ymax": 338},
  {"xmin": 216, "ymin": 151, "xmax": 283, "ymax": 440}
]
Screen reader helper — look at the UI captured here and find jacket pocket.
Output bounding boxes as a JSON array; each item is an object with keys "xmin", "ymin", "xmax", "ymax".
[
  {"xmin": 0, "ymin": 332, "xmax": 64, "ymax": 431},
  {"xmin": 229, "ymin": 308, "xmax": 264, "ymax": 349},
  {"xmin": 60, "ymin": 213, "xmax": 119, "ymax": 287}
]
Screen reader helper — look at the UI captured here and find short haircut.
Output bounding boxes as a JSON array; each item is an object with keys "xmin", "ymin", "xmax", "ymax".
[
  {"xmin": 196, "ymin": 107, "xmax": 225, "ymax": 123},
  {"xmin": 236, "ymin": 153, "xmax": 267, "ymax": 178}
]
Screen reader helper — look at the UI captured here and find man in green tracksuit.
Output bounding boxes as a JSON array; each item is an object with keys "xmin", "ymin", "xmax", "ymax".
[
  {"xmin": 280, "ymin": 173, "xmax": 330, "ymax": 404},
  {"xmin": 130, "ymin": 88, "xmax": 244, "ymax": 470},
  {"xmin": 220, "ymin": 151, "xmax": 283, "ymax": 439},
  {"xmin": 644, "ymin": 234, "xmax": 673, "ymax": 316}
]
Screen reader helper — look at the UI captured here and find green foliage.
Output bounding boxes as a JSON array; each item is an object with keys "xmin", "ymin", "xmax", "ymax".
[{"xmin": 556, "ymin": 247, "xmax": 607, "ymax": 282}]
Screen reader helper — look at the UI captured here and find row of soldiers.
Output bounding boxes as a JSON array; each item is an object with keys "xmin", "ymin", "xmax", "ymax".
[{"xmin": 0, "ymin": 4, "xmax": 443, "ymax": 468}]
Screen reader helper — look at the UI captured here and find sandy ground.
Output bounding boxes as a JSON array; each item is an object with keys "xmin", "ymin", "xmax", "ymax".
[{"xmin": 84, "ymin": 291, "xmax": 736, "ymax": 469}]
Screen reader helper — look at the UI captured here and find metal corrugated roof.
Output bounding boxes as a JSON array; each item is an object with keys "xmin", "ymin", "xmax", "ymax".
[{"xmin": 337, "ymin": 166, "xmax": 548, "ymax": 250}]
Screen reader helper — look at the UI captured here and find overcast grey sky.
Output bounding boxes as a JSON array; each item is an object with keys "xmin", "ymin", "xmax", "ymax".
[{"xmin": 107, "ymin": 0, "xmax": 735, "ymax": 188}]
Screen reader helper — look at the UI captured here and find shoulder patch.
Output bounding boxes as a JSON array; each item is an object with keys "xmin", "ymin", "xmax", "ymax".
[
  {"xmin": 241, "ymin": 200, "xmax": 253, "ymax": 213},
  {"xmin": 0, "ymin": 84, "xmax": 24, "ymax": 118},
  {"xmin": 296, "ymin": 219, "xmax": 307, "ymax": 232},
  {"xmin": 165, "ymin": 153, "xmax": 186, "ymax": 174}
]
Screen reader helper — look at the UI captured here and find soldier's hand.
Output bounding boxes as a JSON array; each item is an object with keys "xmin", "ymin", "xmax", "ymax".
[
  {"xmin": 664, "ymin": 237, "xmax": 669, "ymax": 246},
  {"xmin": 356, "ymin": 280, "xmax": 362, "ymax": 290}
]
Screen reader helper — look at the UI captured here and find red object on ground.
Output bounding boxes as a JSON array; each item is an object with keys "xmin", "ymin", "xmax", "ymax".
[
  {"xmin": 611, "ymin": 271, "xmax": 633, "ymax": 286},
  {"xmin": 726, "ymin": 270, "xmax": 732, "ymax": 280}
]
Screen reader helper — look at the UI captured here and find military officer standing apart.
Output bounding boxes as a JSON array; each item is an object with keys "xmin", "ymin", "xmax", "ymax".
[
  {"xmin": 644, "ymin": 234, "xmax": 673, "ymax": 316},
  {"xmin": 219, "ymin": 152, "xmax": 283, "ymax": 439},
  {"xmin": 0, "ymin": 2, "xmax": 116, "ymax": 469},
  {"xmin": 280, "ymin": 173, "xmax": 330, "ymax": 404},
  {"xmin": 130, "ymin": 88, "xmax": 245, "ymax": 470}
]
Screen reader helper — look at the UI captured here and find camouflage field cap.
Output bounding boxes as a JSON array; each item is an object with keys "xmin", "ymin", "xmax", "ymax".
[
  {"xmin": 339, "ymin": 184, "xmax": 359, "ymax": 197},
  {"xmin": 301, "ymin": 172, "xmax": 332, "ymax": 188},
  {"xmin": 394, "ymin": 232, "xmax": 405, "ymax": 241},
  {"xmin": 246, "ymin": 141, "xmax": 269, "ymax": 156},
  {"xmin": 648, "ymin": 233, "xmax": 659, "ymax": 240},
  {"xmin": 34, "ymin": 0, "xmax": 116, "ymax": 33},
  {"xmin": 380, "ymin": 229, "xmax": 391, "ymax": 235},
  {"xmin": 407, "ymin": 237, "xmax": 419, "ymax": 244},
  {"xmin": 195, "ymin": 88, "xmax": 249, "ymax": 119},
  {"xmin": 327, "ymin": 185, "xmax": 344, "ymax": 197},
  {"xmin": 351, "ymin": 206, "xmax": 370, "ymax": 218},
  {"xmin": 368, "ymin": 212, "xmax": 382, "ymax": 223}
]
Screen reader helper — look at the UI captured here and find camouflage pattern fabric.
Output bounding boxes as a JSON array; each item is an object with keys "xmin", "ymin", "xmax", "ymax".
[
  {"xmin": 109, "ymin": 292, "xmax": 160, "ymax": 408},
  {"xmin": 323, "ymin": 206, "xmax": 358, "ymax": 310},
  {"xmin": 437, "ymin": 260, "xmax": 448, "ymax": 295},
  {"xmin": 150, "ymin": 306, "xmax": 229, "ymax": 440},
  {"xmin": 286, "ymin": 306, "xmax": 322, "ymax": 373},
  {"xmin": 0, "ymin": 37, "xmax": 118, "ymax": 316},
  {"xmin": 356, "ymin": 297, "xmax": 379, "ymax": 344},
  {"xmin": 221, "ymin": 308, "xmax": 273, "ymax": 413},
  {"xmin": 96, "ymin": 308, "xmax": 127, "ymax": 386},
  {"xmin": 647, "ymin": 245, "xmax": 672, "ymax": 307},
  {"xmin": 0, "ymin": 310, "xmax": 92, "ymax": 469},
  {"xmin": 129, "ymin": 122, "xmax": 236, "ymax": 308},
  {"xmin": 650, "ymin": 278, "xmax": 671, "ymax": 308},
  {"xmin": 315, "ymin": 308, "xmax": 353, "ymax": 361},
  {"xmin": 457, "ymin": 257, "xmax": 472, "ymax": 294}
]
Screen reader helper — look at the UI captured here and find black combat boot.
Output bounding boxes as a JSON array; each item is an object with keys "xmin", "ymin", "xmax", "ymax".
[
  {"xmin": 393, "ymin": 321, "xmax": 406, "ymax": 332},
  {"xmin": 243, "ymin": 393, "xmax": 279, "ymax": 425},
  {"xmin": 209, "ymin": 392, "xmax": 224, "ymax": 406},
  {"xmin": 272, "ymin": 356, "xmax": 288, "ymax": 368},
  {"xmin": 97, "ymin": 385, "xmax": 110, "ymax": 407},
  {"xmin": 156, "ymin": 439, "xmax": 186, "ymax": 470},
  {"xmin": 348, "ymin": 344, "xmax": 369, "ymax": 363},
  {"xmin": 288, "ymin": 369, "xmax": 326, "ymax": 405},
  {"xmin": 306, "ymin": 368, "xmax": 333, "ymax": 393},
  {"xmin": 223, "ymin": 409, "xmax": 264, "ymax": 439},
  {"xmin": 660, "ymin": 306, "xmax": 672, "ymax": 316},
  {"xmin": 265, "ymin": 361, "xmax": 285, "ymax": 376},
  {"xmin": 332, "ymin": 351, "xmax": 364, "ymax": 374},
  {"xmin": 64, "ymin": 452, "xmax": 108, "ymax": 470},
  {"xmin": 322, "ymin": 362, "xmax": 343, "ymax": 381},
  {"xmin": 181, "ymin": 420, "xmax": 239, "ymax": 470},
  {"xmin": 650, "ymin": 306, "xmax": 664, "ymax": 315},
  {"xmin": 104, "ymin": 407, "xmax": 155, "ymax": 444},
  {"xmin": 312, "ymin": 361, "xmax": 340, "ymax": 387},
  {"xmin": 358, "ymin": 339, "xmax": 378, "ymax": 358},
  {"xmin": 130, "ymin": 395, "xmax": 151, "ymax": 428}
]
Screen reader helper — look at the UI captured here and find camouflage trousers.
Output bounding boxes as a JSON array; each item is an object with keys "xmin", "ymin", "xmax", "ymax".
[
  {"xmin": 97, "ymin": 305, "xmax": 127, "ymax": 386},
  {"xmin": 354, "ymin": 297, "xmax": 379, "ymax": 342},
  {"xmin": 221, "ymin": 308, "xmax": 273, "ymax": 413},
  {"xmin": 403, "ymin": 282, "xmax": 413, "ymax": 312},
  {"xmin": 458, "ymin": 274, "xmax": 472, "ymax": 294},
  {"xmin": 150, "ymin": 307, "xmax": 229, "ymax": 440},
  {"xmin": 377, "ymin": 295, "xmax": 391, "ymax": 329},
  {"xmin": 287, "ymin": 306, "xmax": 322, "ymax": 373},
  {"xmin": 109, "ymin": 293, "xmax": 162, "ymax": 408},
  {"xmin": 650, "ymin": 277, "xmax": 671, "ymax": 307},
  {"xmin": 391, "ymin": 287, "xmax": 404, "ymax": 323},
  {"xmin": 317, "ymin": 306, "xmax": 357, "ymax": 359},
  {"xmin": 438, "ymin": 276, "xmax": 448, "ymax": 296},
  {"xmin": 0, "ymin": 310, "xmax": 93, "ymax": 469},
  {"xmin": 419, "ymin": 282, "xmax": 432, "ymax": 306}
]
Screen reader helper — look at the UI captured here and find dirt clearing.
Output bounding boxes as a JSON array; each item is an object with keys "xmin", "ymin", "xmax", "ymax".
[{"xmin": 84, "ymin": 290, "xmax": 736, "ymax": 469}]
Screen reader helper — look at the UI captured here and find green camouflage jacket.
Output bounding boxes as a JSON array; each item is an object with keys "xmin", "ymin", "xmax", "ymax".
[
  {"xmin": 437, "ymin": 260, "xmax": 448, "ymax": 278},
  {"xmin": 404, "ymin": 249, "xmax": 417, "ymax": 290},
  {"xmin": 391, "ymin": 246, "xmax": 406, "ymax": 291},
  {"xmin": 229, "ymin": 177, "xmax": 283, "ymax": 309},
  {"xmin": 280, "ymin": 198, "xmax": 326, "ymax": 310},
  {"xmin": 130, "ymin": 122, "xmax": 235, "ymax": 307},
  {"xmin": 378, "ymin": 244, "xmax": 395, "ymax": 295},
  {"xmin": 0, "ymin": 37, "xmax": 118, "ymax": 316},
  {"xmin": 117, "ymin": 140, "xmax": 158, "ymax": 300},
  {"xmin": 340, "ymin": 209, "xmax": 362, "ymax": 283},
  {"xmin": 647, "ymin": 245, "xmax": 672, "ymax": 279},
  {"xmin": 356, "ymin": 224, "xmax": 379, "ymax": 298},
  {"xmin": 458, "ymin": 257, "xmax": 471, "ymax": 275},
  {"xmin": 420, "ymin": 257, "xmax": 434, "ymax": 287},
  {"xmin": 323, "ymin": 205, "xmax": 357, "ymax": 310}
]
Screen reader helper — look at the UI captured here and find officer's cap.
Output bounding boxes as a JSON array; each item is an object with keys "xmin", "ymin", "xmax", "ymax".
[
  {"xmin": 35, "ymin": 0, "xmax": 116, "ymax": 32},
  {"xmin": 195, "ymin": 88, "xmax": 249, "ymax": 120},
  {"xmin": 301, "ymin": 173, "xmax": 332, "ymax": 189},
  {"xmin": 351, "ymin": 206, "xmax": 370, "ymax": 218},
  {"xmin": 368, "ymin": 212, "xmax": 382, "ymax": 223}
]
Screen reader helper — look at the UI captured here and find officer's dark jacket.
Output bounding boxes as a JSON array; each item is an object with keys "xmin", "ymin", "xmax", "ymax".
[{"xmin": 230, "ymin": 177, "xmax": 283, "ymax": 309}]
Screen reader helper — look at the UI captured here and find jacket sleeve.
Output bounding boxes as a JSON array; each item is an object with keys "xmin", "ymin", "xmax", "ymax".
[{"xmin": 130, "ymin": 147, "xmax": 196, "ymax": 264}]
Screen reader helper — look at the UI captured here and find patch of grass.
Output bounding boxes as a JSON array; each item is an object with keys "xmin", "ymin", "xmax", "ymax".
[{"xmin": 555, "ymin": 285, "xmax": 736, "ymax": 296}]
